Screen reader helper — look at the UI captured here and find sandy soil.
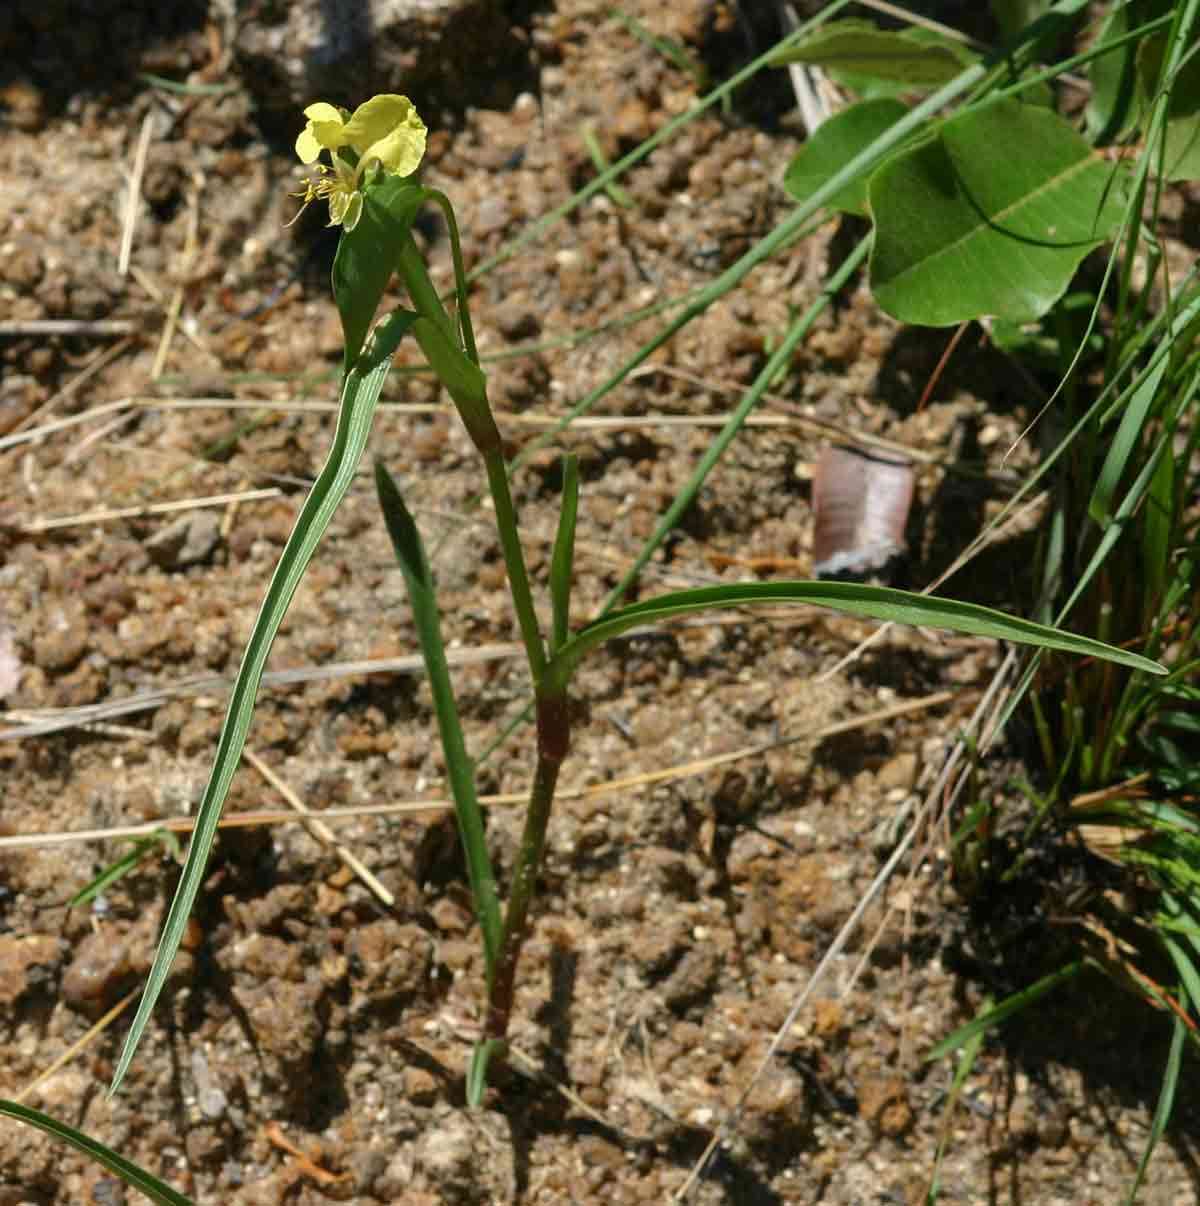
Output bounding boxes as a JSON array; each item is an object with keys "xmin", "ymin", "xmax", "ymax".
[{"xmin": 1, "ymin": 1, "xmax": 1197, "ymax": 1202}]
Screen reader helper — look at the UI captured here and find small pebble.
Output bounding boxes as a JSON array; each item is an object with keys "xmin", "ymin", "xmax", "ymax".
[{"xmin": 145, "ymin": 511, "xmax": 222, "ymax": 569}]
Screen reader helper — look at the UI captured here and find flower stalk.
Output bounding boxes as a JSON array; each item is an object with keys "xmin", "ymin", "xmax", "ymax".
[
  {"xmin": 484, "ymin": 686, "xmax": 569, "ymax": 1046},
  {"xmin": 301, "ymin": 94, "xmax": 568, "ymax": 1082}
]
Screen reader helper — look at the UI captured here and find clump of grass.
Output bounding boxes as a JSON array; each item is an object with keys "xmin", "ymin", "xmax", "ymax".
[{"xmin": 928, "ymin": 2, "xmax": 1200, "ymax": 1194}]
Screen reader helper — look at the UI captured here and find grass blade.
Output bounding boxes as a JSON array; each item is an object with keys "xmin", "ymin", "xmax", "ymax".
[
  {"xmin": 1142, "ymin": 430, "xmax": 1176, "ymax": 618},
  {"xmin": 927, "ymin": 1000, "xmax": 988, "ymax": 1204},
  {"xmin": 69, "ymin": 830, "xmax": 179, "ymax": 909},
  {"xmin": 549, "ymin": 454, "xmax": 579, "ymax": 652},
  {"xmin": 1124, "ymin": 1014, "xmax": 1185, "ymax": 1205},
  {"xmin": 926, "ymin": 961, "xmax": 1086, "ymax": 1061},
  {"xmin": 1089, "ymin": 350, "xmax": 1167, "ymax": 525},
  {"xmin": 109, "ymin": 309, "xmax": 418, "ymax": 1095},
  {"xmin": 0, "ymin": 1100, "xmax": 192, "ymax": 1205}
]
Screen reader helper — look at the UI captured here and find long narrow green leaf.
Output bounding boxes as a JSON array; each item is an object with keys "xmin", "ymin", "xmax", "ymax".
[
  {"xmin": 928, "ymin": 999, "xmax": 988, "ymax": 1204},
  {"xmin": 69, "ymin": 830, "xmax": 179, "ymax": 909},
  {"xmin": 1058, "ymin": 424, "xmax": 1175, "ymax": 623},
  {"xmin": 1125, "ymin": 1014, "xmax": 1185, "ymax": 1205},
  {"xmin": 1089, "ymin": 288, "xmax": 1200, "ymax": 526},
  {"xmin": 373, "ymin": 462, "xmax": 502, "ymax": 970},
  {"xmin": 109, "ymin": 309, "xmax": 418, "ymax": 1096},
  {"xmin": 1089, "ymin": 350, "xmax": 1168, "ymax": 526},
  {"xmin": 549, "ymin": 454, "xmax": 579, "ymax": 652},
  {"xmin": 554, "ymin": 582, "xmax": 1165, "ymax": 687},
  {"xmin": 1161, "ymin": 894, "xmax": 1200, "ymax": 1002},
  {"xmin": 1143, "ymin": 439, "xmax": 1176, "ymax": 613},
  {"xmin": 0, "ymin": 1100, "xmax": 192, "ymax": 1206},
  {"xmin": 926, "ymin": 961, "xmax": 1086, "ymax": 1060}
]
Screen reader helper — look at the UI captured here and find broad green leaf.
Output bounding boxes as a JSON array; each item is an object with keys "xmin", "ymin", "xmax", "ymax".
[
  {"xmin": 767, "ymin": 19, "xmax": 974, "ymax": 88},
  {"xmin": 333, "ymin": 177, "xmax": 424, "ymax": 369},
  {"xmin": 869, "ymin": 98, "xmax": 1129, "ymax": 325},
  {"xmin": 0, "ymin": 1100, "xmax": 192, "ymax": 1206},
  {"xmin": 783, "ymin": 98, "xmax": 910, "ymax": 216},
  {"xmin": 110, "ymin": 308, "xmax": 418, "ymax": 1096},
  {"xmin": 552, "ymin": 580, "xmax": 1166, "ymax": 688}
]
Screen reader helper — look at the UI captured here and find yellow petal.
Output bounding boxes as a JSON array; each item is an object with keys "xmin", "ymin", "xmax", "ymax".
[
  {"xmin": 360, "ymin": 119, "xmax": 427, "ymax": 178},
  {"xmin": 295, "ymin": 125, "xmax": 325, "ymax": 164},
  {"xmin": 342, "ymin": 94, "xmax": 427, "ymax": 175},
  {"xmin": 295, "ymin": 102, "xmax": 349, "ymax": 163},
  {"xmin": 303, "ymin": 102, "xmax": 344, "ymax": 124}
]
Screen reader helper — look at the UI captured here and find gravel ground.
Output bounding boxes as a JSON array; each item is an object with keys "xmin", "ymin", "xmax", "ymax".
[{"xmin": 1, "ymin": 1, "xmax": 1197, "ymax": 1202}]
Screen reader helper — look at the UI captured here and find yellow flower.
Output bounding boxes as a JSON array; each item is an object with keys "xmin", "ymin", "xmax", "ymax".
[{"xmin": 292, "ymin": 95, "xmax": 427, "ymax": 231}]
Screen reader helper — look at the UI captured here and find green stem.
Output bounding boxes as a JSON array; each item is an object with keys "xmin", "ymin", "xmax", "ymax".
[
  {"xmin": 485, "ymin": 686, "xmax": 569, "ymax": 1045},
  {"xmin": 398, "ymin": 236, "xmax": 454, "ymax": 337},
  {"xmin": 483, "ymin": 448, "xmax": 547, "ymax": 681},
  {"xmin": 396, "ymin": 219, "xmax": 545, "ymax": 681},
  {"xmin": 422, "ymin": 188, "xmax": 480, "ymax": 363}
]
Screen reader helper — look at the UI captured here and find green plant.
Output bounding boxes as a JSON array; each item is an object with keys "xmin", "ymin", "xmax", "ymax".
[
  {"xmin": 9, "ymin": 4, "xmax": 1193, "ymax": 1199},
  {"xmin": 108, "ymin": 70, "xmax": 1156, "ymax": 1109}
]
